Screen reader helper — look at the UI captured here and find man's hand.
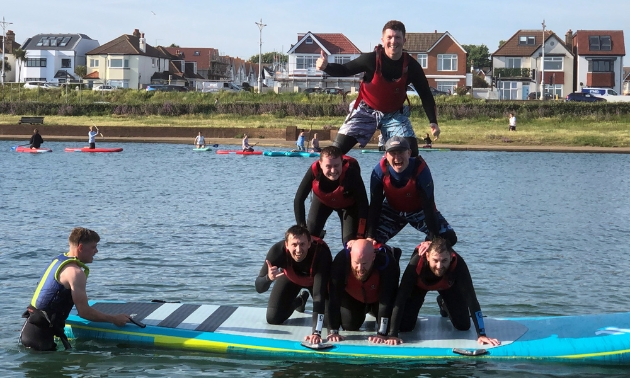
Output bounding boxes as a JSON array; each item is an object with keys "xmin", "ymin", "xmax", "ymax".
[
  {"xmin": 266, "ymin": 260, "xmax": 284, "ymax": 281},
  {"xmin": 384, "ymin": 336, "xmax": 403, "ymax": 345},
  {"xmin": 478, "ymin": 335, "xmax": 501, "ymax": 346},
  {"xmin": 417, "ymin": 241, "xmax": 432, "ymax": 256},
  {"xmin": 327, "ymin": 332, "xmax": 345, "ymax": 342},
  {"xmin": 316, "ymin": 50, "xmax": 328, "ymax": 71},
  {"xmin": 430, "ymin": 123, "xmax": 440, "ymax": 140},
  {"xmin": 304, "ymin": 334, "xmax": 322, "ymax": 344},
  {"xmin": 368, "ymin": 334, "xmax": 389, "ymax": 344},
  {"xmin": 112, "ymin": 314, "xmax": 130, "ymax": 327}
]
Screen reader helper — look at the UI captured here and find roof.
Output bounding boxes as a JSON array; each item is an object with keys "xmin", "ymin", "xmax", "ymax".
[
  {"xmin": 0, "ymin": 38, "xmax": 20, "ymax": 54},
  {"xmin": 84, "ymin": 71, "xmax": 100, "ymax": 79},
  {"xmin": 404, "ymin": 31, "xmax": 465, "ymax": 53},
  {"xmin": 288, "ymin": 33, "xmax": 361, "ymax": 55},
  {"xmin": 21, "ymin": 33, "xmax": 91, "ymax": 51},
  {"xmin": 492, "ymin": 30, "xmax": 566, "ymax": 57},
  {"xmin": 623, "ymin": 67, "xmax": 630, "ymax": 81},
  {"xmin": 573, "ymin": 30, "xmax": 625, "ymax": 56},
  {"xmin": 163, "ymin": 47, "xmax": 223, "ymax": 70},
  {"xmin": 87, "ymin": 34, "xmax": 170, "ymax": 58}
]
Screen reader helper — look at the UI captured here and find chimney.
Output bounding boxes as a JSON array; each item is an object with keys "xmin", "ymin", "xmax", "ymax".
[
  {"xmin": 434, "ymin": 30, "xmax": 437, "ymax": 33},
  {"xmin": 133, "ymin": 29, "xmax": 140, "ymax": 38},
  {"xmin": 565, "ymin": 29, "xmax": 573, "ymax": 48},
  {"xmin": 139, "ymin": 32, "xmax": 146, "ymax": 53}
]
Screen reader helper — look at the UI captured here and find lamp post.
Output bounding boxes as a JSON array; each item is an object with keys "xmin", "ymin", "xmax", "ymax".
[
  {"xmin": 540, "ymin": 19, "xmax": 545, "ymax": 101},
  {"xmin": 255, "ymin": 18, "xmax": 266, "ymax": 93},
  {"xmin": 1, "ymin": 16, "xmax": 13, "ymax": 86}
]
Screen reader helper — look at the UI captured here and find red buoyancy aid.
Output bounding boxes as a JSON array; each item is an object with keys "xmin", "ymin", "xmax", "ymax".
[
  {"xmin": 380, "ymin": 157, "xmax": 427, "ymax": 212},
  {"xmin": 355, "ymin": 45, "xmax": 410, "ymax": 113},
  {"xmin": 343, "ymin": 243, "xmax": 390, "ymax": 304},
  {"xmin": 283, "ymin": 236, "xmax": 327, "ymax": 287},
  {"xmin": 311, "ymin": 156, "xmax": 358, "ymax": 209},
  {"xmin": 415, "ymin": 247, "xmax": 458, "ymax": 291}
]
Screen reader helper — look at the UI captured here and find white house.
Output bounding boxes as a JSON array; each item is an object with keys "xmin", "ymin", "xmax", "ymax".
[{"xmin": 20, "ymin": 33, "xmax": 99, "ymax": 83}]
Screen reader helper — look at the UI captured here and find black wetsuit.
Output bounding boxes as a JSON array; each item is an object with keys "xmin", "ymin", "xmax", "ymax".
[
  {"xmin": 328, "ymin": 246, "xmax": 400, "ymax": 334},
  {"xmin": 389, "ymin": 248, "xmax": 487, "ymax": 338},
  {"xmin": 255, "ymin": 239, "xmax": 332, "ymax": 332},
  {"xmin": 294, "ymin": 161, "xmax": 368, "ymax": 244},
  {"xmin": 29, "ymin": 133, "xmax": 44, "ymax": 149}
]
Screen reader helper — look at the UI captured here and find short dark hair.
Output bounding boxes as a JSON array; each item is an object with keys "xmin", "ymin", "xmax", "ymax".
[
  {"xmin": 285, "ymin": 225, "xmax": 311, "ymax": 243},
  {"xmin": 68, "ymin": 227, "xmax": 100, "ymax": 246},
  {"xmin": 382, "ymin": 20, "xmax": 406, "ymax": 36},
  {"xmin": 319, "ymin": 146, "xmax": 343, "ymax": 161},
  {"xmin": 427, "ymin": 237, "xmax": 453, "ymax": 256}
]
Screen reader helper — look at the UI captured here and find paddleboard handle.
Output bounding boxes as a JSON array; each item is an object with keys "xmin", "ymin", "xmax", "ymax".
[
  {"xmin": 452, "ymin": 348, "xmax": 487, "ymax": 356},
  {"xmin": 129, "ymin": 317, "xmax": 146, "ymax": 328}
]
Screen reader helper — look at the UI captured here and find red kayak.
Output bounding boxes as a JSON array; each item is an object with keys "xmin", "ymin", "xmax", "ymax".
[
  {"xmin": 216, "ymin": 150, "xmax": 262, "ymax": 155},
  {"xmin": 15, "ymin": 146, "xmax": 52, "ymax": 153},
  {"xmin": 64, "ymin": 147, "xmax": 123, "ymax": 153}
]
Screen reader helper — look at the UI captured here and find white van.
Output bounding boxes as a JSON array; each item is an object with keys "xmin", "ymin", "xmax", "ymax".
[
  {"xmin": 581, "ymin": 87, "xmax": 618, "ymax": 96},
  {"xmin": 200, "ymin": 81, "xmax": 243, "ymax": 93}
]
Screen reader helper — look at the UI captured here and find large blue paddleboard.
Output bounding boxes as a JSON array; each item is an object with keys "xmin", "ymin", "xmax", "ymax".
[
  {"xmin": 361, "ymin": 148, "xmax": 450, "ymax": 153},
  {"xmin": 64, "ymin": 300, "xmax": 630, "ymax": 363}
]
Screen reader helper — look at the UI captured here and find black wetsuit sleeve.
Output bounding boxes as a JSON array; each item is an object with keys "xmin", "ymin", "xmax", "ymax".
[
  {"xmin": 377, "ymin": 253, "xmax": 400, "ymax": 326},
  {"xmin": 407, "ymin": 58, "xmax": 438, "ymax": 125},
  {"xmin": 327, "ymin": 250, "xmax": 347, "ymax": 331},
  {"xmin": 416, "ymin": 162, "xmax": 440, "ymax": 239},
  {"xmin": 390, "ymin": 253, "xmax": 421, "ymax": 337},
  {"xmin": 366, "ymin": 168, "xmax": 385, "ymax": 239},
  {"xmin": 322, "ymin": 52, "xmax": 375, "ymax": 78},
  {"xmin": 294, "ymin": 167, "xmax": 315, "ymax": 227},
  {"xmin": 347, "ymin": 167, "xmax": 369, "ymax": 238},
  {"xmin": 29, "ymin": 135, "xmax": 35, "ymax": 144},
  {"xmin": 454, "ymin": 257, "xmax": 486, "ymax": 337},
  {"xmin": 255, "ymin": 241, "xmax": 285, "ymax": 293},
  {"xmin": 311, "ymin": 244, "xmax": 332, "ymax": 331}
]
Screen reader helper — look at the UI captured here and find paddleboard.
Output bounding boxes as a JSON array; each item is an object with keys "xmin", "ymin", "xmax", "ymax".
[
  {"xmin": 14, "ymin": 146, "xmax": 52, "ymax": 153},
  {"xmin": 361, "ymin": 148, "xmax": 450, "ymax": 153},
  {"xmin": 64, "ymin": 147, "xmax": 123, "ymax": 153},
  {"xmin": 264, "ymin": 151, "xmax": 319, "ymax": 157},
  {"xmin": 193, "ymin": 147, "xmax": 212, "ymax": 152},
  {"xmin": 64, "ymin": 300, "xmax": 630, "ymax": 364},
  {"xmin": 216, "ymin": 150, "xmax": 262, "ymax": 155}
]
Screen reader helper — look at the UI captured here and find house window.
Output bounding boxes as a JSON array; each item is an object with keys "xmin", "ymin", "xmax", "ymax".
[
  {"xmin": 589, "ymin": 35, "xmax": 612, "ymax": 51},
  {"xmin": 506, "ymin": 57, "xmax": 521, "ymax": 69},
  {"xmin": 499, "ymin": 81, "xmax": 518, "ymax": 100},
  {"xmin": 60, "ymin": 37, "xmax": 71, "ymax": 47},
  {"xmin": 417, "ymin": 54, "xmax": 428, "ymax": 69},
  {"xmin": 26, "ymin": 58, "xmax": 47, "ymax": 67},
  {"xmin": 544, "ymin": 84, "xmax": 563, "ymax": 98},
  {"xmin": 305, "ymin": 36, "xmax": 313, "ymax": 44},
  {"xmin": 543, "ymin": 57, "xmax": 562, "ymax": 70},
  {"xmin": 296, "ymin": 55, "xmax": 317, "ymax": 70},
  {"xmin": 334, "ymin": 56, "xmax": 351, "ymax": 64},
  {"xmin": 36, "ymin": 37, "xmax": 46, "ymax": 46},
  {"xmin": 62, "ymin": 59, "xmax": 72, "ymax": 68},
  {"xmin": 193, "ymin": 51, "xmax": 200, "ymax": 56},
  {"xmin": 437, "ymin": 81, "xmax": 458, "ymax": 92},
  {"xmin": 152, "ymin": 58, "xmax": 156, "ymax": 68},
  {"xmin": 89, "ymin": 59, "xmax": 99, "ymax": 68},
  {"xmin": 109, "ymin": 59, "xmax": 129, "ymax": 68},
  {"xmin": 107, "ymin": 79, "xmax": 129, "ymax": 89},
  {"xmin": 589, "ymin": 59, "xmax": 614, "ymax": 72},
  {"xmin": 518, "ymin": 36, "xmax": 536, "ymax": 45},
  {"xmin": 437, "ymin": 54, "xmax": 457, "ymax": 71}
]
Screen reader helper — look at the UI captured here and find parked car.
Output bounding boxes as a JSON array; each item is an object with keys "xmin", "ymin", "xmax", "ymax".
[
  {"xmin": 304, "ymin": 87, "xmax": 323, "ymax": 95},
  {"xmin": 92, "ymin": 85, "xmax": 116, "ymax": 91},
  {"xmin": 565, "ymin": 92, "xmax": 606, "ymax": 102},
  {"xmin": 527, "ymin": 92, "xmax": 553, "ymax": 100},
  {"xmin": 24, "ymin": 81, "xmax": 59, "ymax": 89},
  {"xmin": 581, "ymin": 87, "xmax": 618, "ymax": 96},
  {"xmin": 430, "ymin": 86, "xmax": 450, "ymax": 96},
  {"xmin": 406, "ymin": 85, "xmax": 449, "ymax": 97},
  {"xmin": 146, "ymin": 84, "xmax": 188, "ymax": 92},
  {"xmin": 322, "ymin": 87, "xmax": 346, "ymax": 95}
]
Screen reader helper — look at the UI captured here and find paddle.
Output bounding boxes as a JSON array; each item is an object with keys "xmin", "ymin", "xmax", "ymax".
[{"xmin": 12, "ymin": 143, "xmax": 30, "ymax": 150}]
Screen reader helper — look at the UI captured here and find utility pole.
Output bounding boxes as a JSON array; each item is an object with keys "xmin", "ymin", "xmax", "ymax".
[
  {"xmin": 541, "ymin": 19, "xmax": 545, "ymax": 101},
  {"xmin": 255, "ymin": 18, "xmax": 266, "ymax": 94},
  {"xmin": 1, "ymin": 16, "xmax": 13, "ymax": 86}
]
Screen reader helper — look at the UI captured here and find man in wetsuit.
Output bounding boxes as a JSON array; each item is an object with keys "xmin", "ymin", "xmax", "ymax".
[
  {"xmin": 20, "ymin": 228, "xmax": 130, "ymax": 351},
  {"xmin": 294, "ymin": 146, "xmax": 368, "ymax": 244},
  {"xmin": 316, "ymin": 20, "xmax": 440, "ymax": 157},
  {"xmin": 326, "ymin": 239, "xmax": 400, "ymax": 343},
  {"xmin": 367, "ymin": 136, "xmax": 456, "ymax": 251},
  {"xmin": 29, "ymin": 128, "xmax": 44, "ymax": 149},
  {"xmin": 386, "ymin": 238, "xmax": 500, "ymax": 346},
  {"xmin": 255, "ymin": 225, "xmax": 332, "ymax": 344}
]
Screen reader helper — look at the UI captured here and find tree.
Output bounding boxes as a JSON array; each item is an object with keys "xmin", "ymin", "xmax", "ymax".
[
  {"xmin": 248, "ymin": 52, "xmax": 287, "ymax": 64},
  {"xmin": 12, "ymin": 48, "xmax": 26, "ymax": 82},
  {"xmin": 169, "ymin": 43, "xmax": 180, "ymax": 48},
  {"xmin": 74, "ymin": 65, "xmax": 87, "ymax": 78},
  {"xmin": 1, "ymin": 58, "xmax": 11, "ymax": 73},
  {"xmin": 462, "ymin": 44, "xmax": 491, "ymax": 71},
  {"xmin": 498, "ymin": 40, "xmax": 507, "ymax": 48}
]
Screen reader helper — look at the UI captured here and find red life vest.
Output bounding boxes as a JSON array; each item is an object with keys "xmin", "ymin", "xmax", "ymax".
[
  {"xmin": 343, "ymin": 245, "xmax": 390, "ymax": 304},
  {"xmin": 355, "ymin": 45, "xmax": 410, "ymax": 113},
  {"xmin": 311, "ymin": 156, "xmax": 358, "ymax": 209},
  {"xmin": 380, "ymin": 157, "xmax": 427, "ymax": 212},
  {"xmin": 283, "ymin": 236, "xmax": 327, "ymax": 287},
  {"xmin": 415, "ymin": 247, "xmax": 458, "ymax": 291}
]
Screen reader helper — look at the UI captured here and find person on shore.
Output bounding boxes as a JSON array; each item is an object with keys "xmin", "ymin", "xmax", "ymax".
[
  {"xmin": 242, "ymin": 134, "xmax": 255, "ymax": 152},
  {"xmin": 367, "ymin": 137, "xmax": 457, "ymax": 251},
  {"xmin": 422, "ymin": 133, "xmax": 432, "ymax": 148},
  {"xmin": 194, "ymin": 132, "xmax": 206, "ymax": 148},
  {"xmin": 316, "ymin": 20, "xmax": 440, "ymax": 157},
  {"xmin": 88, "ymin": 126, "xmax": 102, "ymax": 149},
  {"xmin": 296, "ymin": 131, "xmax": 306, "ymax": 151},
  {"xmin": 386, "ymin": 238, "xmax": 501, "ymax": 346},
  {"xmin": 327, "ymin": 239, "xmax": 400, "ymax": 343},
  {"xmin": 255, "ymin": 225, "xmax": 332, "ymax": 344},
  {"xmin": 508, "ymin": 113, "xmax": 516, "ymax": 131},
  {"xmin": 310, "ymin": 133, "xmax": 321, "ymax": 153},
  {"xmin": 20, "ymin": 228, "xmax": 130, "ymax": 351},
  {"xmin": 29, "ymin": 128, "xmax": 44, "ymax": 149},
  {"xmin": 377, "ymin": 132, "xmax": 385, "ymax": 151},
  {"xmin": 294, "ymin": 146, "xmax": 368, "ymax": 244}
]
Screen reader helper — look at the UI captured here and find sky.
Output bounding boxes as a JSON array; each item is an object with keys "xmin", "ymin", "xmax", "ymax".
[{"xmin": 3, "ymin": 0, "xmax": 630, "ymax": 61}]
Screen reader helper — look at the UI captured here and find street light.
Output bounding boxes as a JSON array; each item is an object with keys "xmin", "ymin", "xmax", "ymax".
[
  {"xmin": 255, "ymin": 18, "xmax": 266, "ymax": 93},
  {"xmin": 541, "ymin": 19, "xmax": 546, "ymax": 101},
  {"xmin": 1, "ymin": 16, "xmax": 13, "ymax": 86}
]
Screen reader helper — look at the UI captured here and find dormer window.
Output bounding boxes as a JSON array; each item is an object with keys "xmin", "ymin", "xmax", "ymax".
[
  {"xmin": 589, "ymin": 35, "xmax": 611, "ymax": 51},
  {"xmin": 518, "ymin": 36, "xmax": 536, "ymax": 45},
  {"xmin": 305, "ymin": 36, "xmax": 313, "ymax": 44},
  {"xmin": 60, "ymin": 37, "xmax": 71, "ymax": 46}
]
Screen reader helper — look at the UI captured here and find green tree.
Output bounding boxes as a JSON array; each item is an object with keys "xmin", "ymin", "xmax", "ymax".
[
  {"xmin": 248, "ymin": 52, "xmax": 287, "ymax": 64},
  {"xmin": 169, "ymin": 43, "xmax": 180, "ymax": 48},
  {"xmin": 12, "ymin": 48, "xmax": 26, "ymax": 82},
  {"xmin": 74, "ymin": 65, "xmax": 87, "ymax": 78},
  {"xmin": 498, "ymin": 40, "xmax": 507, "ymax": 48},
  {"xmin": 462, "ymin": 44, "xmax": 491, "ymax": 71},
  {"xmin": 1, "ymin": 58, "xmax": 11, "ymax": 73}
]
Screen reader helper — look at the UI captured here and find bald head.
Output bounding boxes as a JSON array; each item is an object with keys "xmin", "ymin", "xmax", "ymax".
[{"xmin": 349, "ymin": 239, "xmax": 376, "ymax": 281}]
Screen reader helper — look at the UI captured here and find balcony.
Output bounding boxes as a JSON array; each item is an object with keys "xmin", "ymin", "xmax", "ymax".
[{"xmin": 493, "ymin": 68, "xmax": 531, "ymax": 79}]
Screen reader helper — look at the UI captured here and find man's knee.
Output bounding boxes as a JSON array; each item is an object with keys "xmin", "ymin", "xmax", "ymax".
[
  {"xmin": 266, "ymin": 308, "xmax": 289, "ymax": 325},
  {"xmin": 451, "ymin": 318, "xmax": 471, "ymax": 331}
]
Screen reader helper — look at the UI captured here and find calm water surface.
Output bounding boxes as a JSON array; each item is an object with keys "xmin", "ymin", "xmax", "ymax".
[{"xmin": 1, "ymin": 140, "xmax": 629, "ymax": 377}]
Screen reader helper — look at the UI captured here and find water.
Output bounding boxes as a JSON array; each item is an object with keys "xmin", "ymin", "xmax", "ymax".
[{"xmin": 1, "ymin": 140, "xmax": 629, "ymax": 377}]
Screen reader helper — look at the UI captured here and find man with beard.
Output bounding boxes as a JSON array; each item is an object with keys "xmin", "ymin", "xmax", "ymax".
[
  {"xmin": 316, "ymin": 20, "xmax": 440, "ymax": 157},
  {"xmin": 326, "ymin": 239, "xmax": 400, "ymax": 343}
]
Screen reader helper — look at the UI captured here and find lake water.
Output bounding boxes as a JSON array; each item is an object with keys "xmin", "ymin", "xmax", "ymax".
[{"xmin": 1, "ymin": 140, "xmax": 629, "ymax": 377}]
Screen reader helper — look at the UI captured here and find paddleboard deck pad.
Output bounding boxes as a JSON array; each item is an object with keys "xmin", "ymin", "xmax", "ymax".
[
  {"xmin": 64, "ymin": 147, "xmax": 123, "ymax": 153},
  {"xmin": 64, "ymin": 300, "xmax": 630, "ymax": 363},
  {"xmin": 193, "ymin": 147, "xmax": 212, "ymax": 152},
  {"xmin": 264, "ymin": 151, "xmax": 319, "ymax": 157}
]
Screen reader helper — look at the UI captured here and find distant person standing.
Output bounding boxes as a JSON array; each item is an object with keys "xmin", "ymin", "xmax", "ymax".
[
  {"xmin": 311, "ymin": 133, "xmax": 321, "ymax": 152},
  {"xmin": 88, "ymin": 126, "xmax": 103, "ymax": 149},
  {"xmin": 296, "ymin": 131, "xmax": 306, "ymax": 151},
  {"xmin": 508, "ymin": 113, "xmax": 516, "ymax": 131},
  {"xmin": 29, "ymin": 129, "xmax": 44, "ymax": 149},
  {"xmin": 422, "ymin": 133, "xmax": 432, "ymax": 148},
  {"xmin": 194, "ymin": 132, "xmax": 206, "ymax": 148},
  {"xmin": 377, "ymin": 132, "xmax": 385, "ymax": 151}
]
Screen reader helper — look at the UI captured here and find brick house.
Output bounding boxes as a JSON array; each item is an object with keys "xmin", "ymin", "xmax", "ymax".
[{"xmin": 570, "ymin": 30, "xmax": 625, "ymax": 93}]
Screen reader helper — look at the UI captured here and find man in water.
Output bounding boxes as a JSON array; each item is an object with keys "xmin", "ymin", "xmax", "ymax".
[
  {"xmin": 294, "ymin": 146, "xmax": 368, "ymax": 244},
  {"xmin": 29, "ymin": 128, "xmax": 44, "ymax": 149},
  {"xmin": 88, "ymin": 126, "xmax": 102, "ymax": 149},
  {"xmin": 242, "ymin": 134, "xmax": 255, "ymax": 152},
  {"xmin": 194, "ymin": 132, "xmax": 206, "ymax": 148},
  {"xmin": 367, "ymin": 136, "xmax": 456, "ymax": 251},
  {"xmin": 316, "ymin": 20, "xmax": 440, "ymax": 157},
  {"xmin": 20, "ymin": 228, "xmax": 130, "ymax": 351},
  {"xmin": 255, "ymin": 225, "xmax": 332, "ymax": 344},
  {"xmin": 386, "ymin": 238, "xmax": 500, "ymax": 346},
  {"xmin": 327, "ymin": 239, "xmax": 400, "ymax": 343}
]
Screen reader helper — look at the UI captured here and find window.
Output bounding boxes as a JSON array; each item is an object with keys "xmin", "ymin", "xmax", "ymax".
[
  {"xmin": 589, "ymin": 35, "xmax": 612, "ymax": 51},
  {"xmin": 296, "ymin": 55, "xmax": 317, "ymax": 69},
  {"xmin": 544, "ymin": 84, "xmax": 563, "ymax": 98},
  {"xmin": 193, "ymin": 51, "xmax": 200, "ymax": 56},
  {"xmin": 62, "ymin": 59, "xmax": 71, "ymax": 68},
  {"xmin": 437, "ymin": 81, "xmax": 458, "ymax": 92},
  {"xmin": 305, "ymin": 36, "xmax": 313, "ymax": 44},
  {"xmin": 109, "ymin": 59, "xmax": 129, "ymax": 68},
  {"xmin": 589, "ymin": 59, "xmax": 614, "ymax": 72},
  {"xmin": 543, "ymin": 57, "xmax": 562, "ymax": 70},
  {"xmin": 334, "ymin": 56, "xmax": 351, "ymax": 64},
  {"xmin": 499, "ymin": 81, "xmax": 518, "ymax": 100},
  {"xmin": 36, "ymin": 37, "xmax": 46, "ymax": 46},
  {"xmin": 416, "ymin": 54, "xmax": 427, "ymax": 68},
  {"xmin": 60, "ymin": 37, "xmax": 71, "ymax": 47},
  {"xmin": 519, "ymin": 36, "xmax": 536, "ymax": 45},
  {"xmin": 152, "ymin": 58, "xmax": 156, "ymax": 68},
  {"xmin": 26, "ymin": 58, "xmax": 47, "ymax": 67},
  {"xmin": 108, "ymin": 79, "xmax": 129, "ymax": 89},
  {"xmin": 89, "ymin": 59, "xmax": 99, "ymax": 68},
  {"xmin": 506, "ymin": 57, "xmax": 521, "ymax": 69},
  {"xmin": 437, "ymin": 54, "xmax": 457, "ymax": 71},
  {"xmin": 42, "ymin": 38, "xmax": 50, "ymax": 47}
]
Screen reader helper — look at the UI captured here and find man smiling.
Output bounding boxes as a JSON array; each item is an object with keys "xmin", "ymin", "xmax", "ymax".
[{"xmin": 316, "ymin": 20, "xmax": 440, "ymax": 157}]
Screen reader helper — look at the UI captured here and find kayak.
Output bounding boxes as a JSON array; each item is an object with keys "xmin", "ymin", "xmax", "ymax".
[
  {"xmin": 264, "ymin": 151, "xmax": 319, "ymax": 157},
  {"xmin": 216, "ymin": 150, "xmax": 262, "ymax": 155},
  {"xmin": 65, "ymin": 147, "xmax": 123, "ymax": 153},
  {"xmin": 193, "ymin": 147, "xmax": 212, "ymax": 152},
  {"xmin": 64, "ymin": 300, "xmax": 630, "ymax": 364},
  {"xmin": 361, "ymin": 148, "xmax": 450, "ymax": 153},
  {"xmin": 14, "ymin": 146, "xmax": 52, "ymax": 153}
]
